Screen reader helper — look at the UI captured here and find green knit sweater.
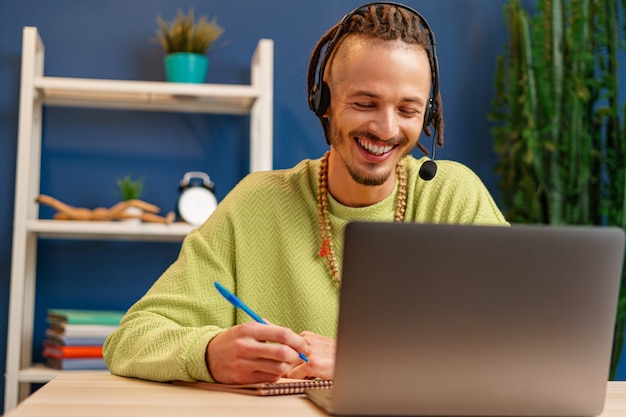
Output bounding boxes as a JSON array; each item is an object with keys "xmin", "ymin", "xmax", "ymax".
[{"xmin": 103, "ymin": 155, "xmax": 508, "ymax": 382}]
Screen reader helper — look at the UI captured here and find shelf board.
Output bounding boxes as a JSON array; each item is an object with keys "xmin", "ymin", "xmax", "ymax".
[
  {"xmin": 19, "ymin": 364, "xmax": 110, "ymax": 383},
  {"xmin": 27, "ymin": 219, "xmax": 193, "ymax": 242},
  {"xmin": 34, "ymin": 76, "xmax": 259, "ymax": 114}
]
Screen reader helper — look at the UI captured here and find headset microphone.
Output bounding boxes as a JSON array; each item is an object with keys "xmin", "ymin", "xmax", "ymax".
[
  {"xmin": 418, "ymin": 127, "xmax": 438, "ymax": 181},
  {"xmin": 419, "ymin": 160, "xmax": 437, "ymax": 181}
]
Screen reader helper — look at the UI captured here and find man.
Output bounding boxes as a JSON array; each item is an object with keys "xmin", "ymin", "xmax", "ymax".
[{"xmin": 103, "ymin": 3, "xmax": 507, "ymax": 385}]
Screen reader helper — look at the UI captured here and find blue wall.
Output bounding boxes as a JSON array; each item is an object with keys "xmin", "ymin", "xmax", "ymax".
[{"xmin": 1, "ymin": 0, "xmax": 622, "ymax": 411}]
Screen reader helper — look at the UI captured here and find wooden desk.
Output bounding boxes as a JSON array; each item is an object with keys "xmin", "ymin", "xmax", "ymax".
[
  {"xmin": 5, "ymin": 372, "xmax": 327, "ymax": 417},
  {"xmin": 5, "ymin": 372, "xmax": 626, "ymax": 417}
]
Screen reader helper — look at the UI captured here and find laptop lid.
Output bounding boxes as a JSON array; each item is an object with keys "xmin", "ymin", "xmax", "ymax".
[{"xmin": 307, "ymin": 222, "xmax": 624, "ymax": 416}]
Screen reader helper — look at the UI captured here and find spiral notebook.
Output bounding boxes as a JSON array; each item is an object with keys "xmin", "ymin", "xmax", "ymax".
[{"xmin": 173, "ymin": 377, "xmax": 332, "ymax": 396}]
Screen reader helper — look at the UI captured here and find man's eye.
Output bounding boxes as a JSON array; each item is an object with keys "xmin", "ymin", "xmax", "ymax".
[
  {"xmin": 354, "ymin": 102, "xmax": 375, "ymax": 109},
  {"xmin": 399, "ymin": 108, "xmax": 418, "ymax": 116}
]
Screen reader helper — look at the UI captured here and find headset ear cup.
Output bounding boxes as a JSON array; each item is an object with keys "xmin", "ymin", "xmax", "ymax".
[
  {"xmin": 308, "ymin": 86, "xmax": 319, "ymax": 113},
  {"xmin": 310, "ymin": 82, "xmax": 331, "ymax": 117}
]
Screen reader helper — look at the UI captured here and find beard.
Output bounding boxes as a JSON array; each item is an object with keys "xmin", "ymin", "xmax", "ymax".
[
  {"xmin": 328, "ymin": 124, "xmax": 412, "ymax": 186},
  {"xmin": 347, "ymin": 162, "xmax": 389, "ymax": 186}
]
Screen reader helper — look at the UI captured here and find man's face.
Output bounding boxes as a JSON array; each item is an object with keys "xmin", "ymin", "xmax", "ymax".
[{"xmin": 326, "ymin": 35, "xmax": 431, "ymax": 187}]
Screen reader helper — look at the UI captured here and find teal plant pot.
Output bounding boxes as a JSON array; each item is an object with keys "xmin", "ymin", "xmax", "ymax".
[{"xmin": 164, "ymin": 53, "xmax": 209, "ymax": 84}]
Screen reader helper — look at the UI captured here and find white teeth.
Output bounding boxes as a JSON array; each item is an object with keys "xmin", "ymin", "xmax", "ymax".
[{"xmin": 358, "ymin": 138, "xmax": 393, "ymax": 156}]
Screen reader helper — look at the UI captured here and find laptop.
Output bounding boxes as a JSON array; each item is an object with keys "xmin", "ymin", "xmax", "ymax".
[{"xmin": 305, "ymin": 222, "xmax": 625, "ymax": 416}]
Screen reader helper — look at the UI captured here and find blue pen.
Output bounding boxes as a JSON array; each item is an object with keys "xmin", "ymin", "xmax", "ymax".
[{"xmin": 214, "ymin": 281, "xmax": 309, "ymax": 363}]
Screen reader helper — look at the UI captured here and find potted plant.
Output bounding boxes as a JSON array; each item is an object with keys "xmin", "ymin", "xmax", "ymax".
[
  {"xmin": 155, "ymin": 8, "xmax": 224, "ymax": 83},
  {"xmin": 116, "ymin": 175, "xmax": 144, "ymax": 222},
  {"xmin": 489, "ymin": 0, "xmax": 626, "ymax": 378},
  {"xmin": 116, "ymin": 175, "xmax": 144, "ymax": 201}
]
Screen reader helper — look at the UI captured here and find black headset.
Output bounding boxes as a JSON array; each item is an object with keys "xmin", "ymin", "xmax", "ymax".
[{"xmin": 308, "ymin": 2, "xmax": 440, "ymax": 180}]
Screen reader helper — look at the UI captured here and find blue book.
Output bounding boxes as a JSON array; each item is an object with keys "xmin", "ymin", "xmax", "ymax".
[{"xmin": 47, "ymin": 309, "xmax": 125, "ymax": 325}]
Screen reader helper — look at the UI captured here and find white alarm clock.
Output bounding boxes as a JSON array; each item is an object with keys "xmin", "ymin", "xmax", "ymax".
[{"xmin": 177, "ymin": 171, "xmax": 217, "ymax": 226}]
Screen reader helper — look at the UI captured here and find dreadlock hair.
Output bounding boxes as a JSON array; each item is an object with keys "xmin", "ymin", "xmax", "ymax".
[{"xmin": 307, "ymin": 3, "xmax": 444, "ymax": 156}]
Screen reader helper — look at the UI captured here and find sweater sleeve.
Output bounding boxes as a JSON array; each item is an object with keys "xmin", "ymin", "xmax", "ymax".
[
  {"xmin": 102, "ymin": 165, "xmax": 334, "ymax": 383},
  {"xmin": 103, "ymin": 213, "xmax": 239, "ymax": 383}
]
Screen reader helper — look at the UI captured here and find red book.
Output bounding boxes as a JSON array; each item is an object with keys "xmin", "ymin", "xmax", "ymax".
[{"xmin": 43, "ymin": 342, "xmax": 103, "ymax": 359}]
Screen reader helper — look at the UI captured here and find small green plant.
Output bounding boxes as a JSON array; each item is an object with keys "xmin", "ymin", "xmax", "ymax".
[
  {"xmin": 116, "ymin": 175, "xmax": 144, "ymax": 201},
  {"xmin": 155, "ymin": 8, "xmax": 224, "ymax": 55}
]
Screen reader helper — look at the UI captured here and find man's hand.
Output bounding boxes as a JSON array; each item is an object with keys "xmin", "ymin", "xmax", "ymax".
[
  {"xmin": 207, "ymin": 322, "xmax": 309, "ymax": 384},
  {"xmin": 285, "ymin": 331, "xmax": 336, "ymax": 380}
]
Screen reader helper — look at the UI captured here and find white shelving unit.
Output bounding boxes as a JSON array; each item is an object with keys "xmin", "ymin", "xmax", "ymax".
[{"xmin": 4, "ymin": 26, "xmax": 274, "ymax": 412}]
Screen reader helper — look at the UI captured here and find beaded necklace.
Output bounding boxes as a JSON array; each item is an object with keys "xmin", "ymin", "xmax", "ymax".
[{"xmin": 316, "ymin": 151, "xmax": 407, "ymax": 286}]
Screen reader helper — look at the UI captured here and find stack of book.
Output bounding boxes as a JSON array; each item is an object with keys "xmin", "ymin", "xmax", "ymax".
[{"xmin": 43, "ymin": 309, "xmax": 125, "ymax": 370}]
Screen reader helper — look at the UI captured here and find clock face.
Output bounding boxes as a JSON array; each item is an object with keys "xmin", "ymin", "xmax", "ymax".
[{"xmin": 177, "ymin": 187, "xmax": 217, "ymax": 226}]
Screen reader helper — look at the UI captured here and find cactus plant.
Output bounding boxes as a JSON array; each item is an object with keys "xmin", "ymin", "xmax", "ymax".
[{"xmin": 490, "ymin": 0, "xmax": 626, "ymax": 378}]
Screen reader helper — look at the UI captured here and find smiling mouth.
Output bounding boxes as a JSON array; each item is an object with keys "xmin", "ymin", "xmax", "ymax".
[{"xmin": 357, "ymin": 137, "xmax": 394, "ymax": 156}]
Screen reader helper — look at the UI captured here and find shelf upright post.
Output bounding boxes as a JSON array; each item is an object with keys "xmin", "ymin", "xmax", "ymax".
[
  {"xmin": 249, "ymin": 39, "xmax": 274, "ymax": 172},
  {"xmin": 5, "ymin": 27, "xmax": 45, "ymax": 413}
]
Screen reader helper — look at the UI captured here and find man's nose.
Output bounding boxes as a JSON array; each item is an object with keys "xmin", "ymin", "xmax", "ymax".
[{"xmin": 369, "ymin": 108, "xmax": 400, "ymax": 140}]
